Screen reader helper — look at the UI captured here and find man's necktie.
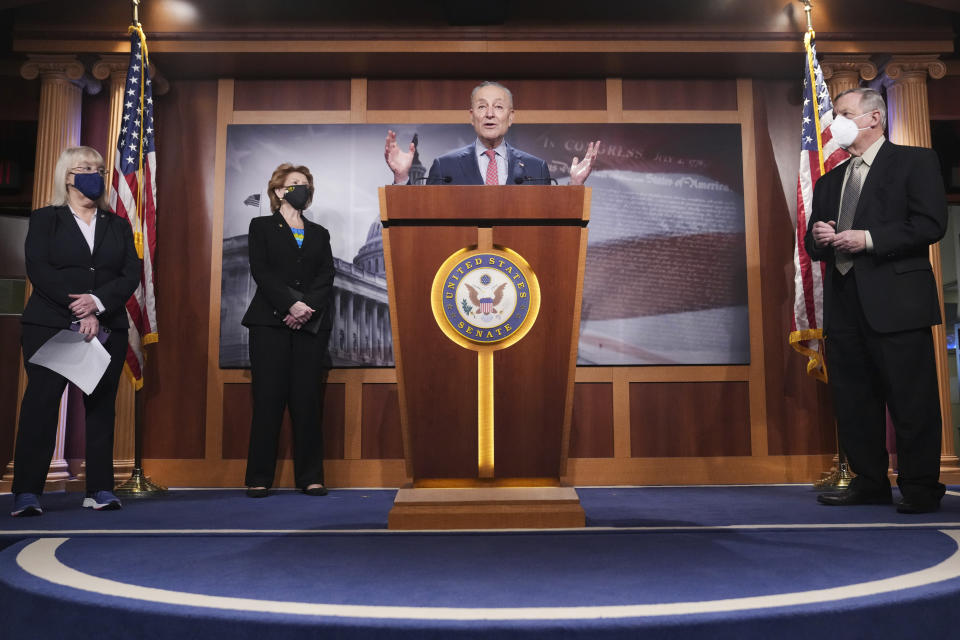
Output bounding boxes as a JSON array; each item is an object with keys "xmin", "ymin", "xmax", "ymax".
[
  {"xmin": 484, "ymin": 149, "xmax": 499, "ymax": 185},
  {"xmin": 835, "ymin": 157, "xmax": 863, "ymax": 275}
]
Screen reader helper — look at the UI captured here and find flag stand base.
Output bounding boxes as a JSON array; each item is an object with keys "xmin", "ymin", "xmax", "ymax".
[
  {"xmin": 812, "ymin": 462, "xmax": 854, "ymax": 491},
  {"xmin": 115, "ymin": 467, "xmax": 166, "ymax": 497}
]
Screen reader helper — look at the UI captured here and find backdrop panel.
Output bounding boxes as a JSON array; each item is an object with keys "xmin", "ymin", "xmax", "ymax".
[{"xmin": 219, "ymin": 123, "xmax": 746, "ymax": 369}]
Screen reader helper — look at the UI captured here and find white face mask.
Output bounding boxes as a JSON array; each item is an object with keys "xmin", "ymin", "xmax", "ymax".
[{"xmin": 831, "ymin": 112, "xmax": 874, "ymax": 149}]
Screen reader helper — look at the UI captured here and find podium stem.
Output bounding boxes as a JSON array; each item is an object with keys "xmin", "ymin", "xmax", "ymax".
[{"xmin": 478, "ymin": 349, "xmax": 494, "ymax": 478}]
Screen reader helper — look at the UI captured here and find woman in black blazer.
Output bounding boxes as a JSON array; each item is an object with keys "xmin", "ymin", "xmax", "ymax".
[
  {"xmin": 11, "ymin": 146, "xmax": 140, "ymax": 517},
  {"xmin": 242, "ymin": 163, "xmax": 335, "ymax": 498}
]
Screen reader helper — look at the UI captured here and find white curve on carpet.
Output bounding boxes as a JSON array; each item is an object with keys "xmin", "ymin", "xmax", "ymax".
[{"xmin": 15, "ymin": 531, "xmax": 960, "ymax": 621}]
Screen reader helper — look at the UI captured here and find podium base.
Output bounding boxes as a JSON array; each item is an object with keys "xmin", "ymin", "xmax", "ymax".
[
  {"xmin": 413, "ymin": 477, "xmax": 560, "ymax": 488},
  {"xmin": 388, "ymin": 486, "xmax": 585, "ymax": 530}
]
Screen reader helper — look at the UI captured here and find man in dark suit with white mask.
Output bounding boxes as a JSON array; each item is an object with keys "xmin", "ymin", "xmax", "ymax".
[{"xmin": 805, "ymin": 87, "xmax": 947, "ymax": 514}]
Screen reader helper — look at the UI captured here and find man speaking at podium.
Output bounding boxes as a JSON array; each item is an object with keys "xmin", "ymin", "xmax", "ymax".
[{"xmin": 384, "ymin": 81, "xmax": 600, "ymax": 186}]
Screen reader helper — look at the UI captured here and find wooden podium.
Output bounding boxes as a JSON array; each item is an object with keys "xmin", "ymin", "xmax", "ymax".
[{"xmin": 379, "ymin": 185, "xmax": 590, "ymax": 529}]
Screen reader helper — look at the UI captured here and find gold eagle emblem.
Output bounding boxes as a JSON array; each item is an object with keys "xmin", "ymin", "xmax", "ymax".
[{"xmin": 464, "ymin": 282, "xmax": 507, "ymax": 313}]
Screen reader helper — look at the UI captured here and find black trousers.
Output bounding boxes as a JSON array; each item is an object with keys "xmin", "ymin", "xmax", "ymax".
[
  {"xmin": 825, "ymin": 272, "xmax": 945, "ymax": 502},
  {"xmin": 13, "ymin": 323, "xmax": 129, "ymax": 495},
  {"xmin": 245, "ymin": 325, "xmax": 329, "ymax": 489}
]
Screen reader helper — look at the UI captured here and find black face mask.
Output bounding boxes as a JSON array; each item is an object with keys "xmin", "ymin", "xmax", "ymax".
[
  {"xmin": 70, "ymin": 172, "xmax": 105, "ymax": 200},
  {"xmin": 282, "ymin": 184, "xmax": 311, "ymax": 211}
]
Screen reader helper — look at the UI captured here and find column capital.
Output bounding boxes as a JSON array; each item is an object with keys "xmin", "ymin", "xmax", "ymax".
[
  {"xmin": 20, "ymin": 54, "xmax": 84, "ymax": 82},
  {"xmin": 91, "ymin": 55, "xmax": 130, "ymax": 82},
  {"xmin": 885, "ymin": 55, "xmax": 947, "ymax": 84},
  {"xmin": 820, "ymin": 55, "xmax": 878, "ymax": 83},
  {"xmin": 93, "ymin": 57, "xmax": 170, "ymax": 96}
]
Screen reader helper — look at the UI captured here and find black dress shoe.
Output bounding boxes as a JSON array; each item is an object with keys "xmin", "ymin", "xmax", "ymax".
[
  {"xmin": 817, "ymin": 489, "xmax": 892, "ymax": 506},
  {"xmin": 896, "ymin": 498, "xmax": 940, "ymax": 514},
  {"xmin": 246, "ymin": 487, "xmax": 269, "ymax": 498},
  {"xmin": 302, "ymin": 485, "xmax": 328, "ymax": 496}
]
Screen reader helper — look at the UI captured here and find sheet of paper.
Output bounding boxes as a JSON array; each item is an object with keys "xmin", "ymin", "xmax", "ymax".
[{"xmin": 28, "ymin": 330, "xmax": 111, "ymax": 395}]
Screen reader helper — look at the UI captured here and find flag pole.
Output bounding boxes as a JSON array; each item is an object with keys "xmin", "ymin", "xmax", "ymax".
[
  {"xmin": 802, "ymin": 0, "xmax": 813, "ymax": 32},
  {"xmin": 115, "ymin": 0, "xmax": 165, "ymax": 497},
  {"xmin": 797, "ymin": 0, "xmax": 853, "ymax": 490},
  {"xmin": 116, "ymin": 382, "xmax": 166, "ymax": 496}
]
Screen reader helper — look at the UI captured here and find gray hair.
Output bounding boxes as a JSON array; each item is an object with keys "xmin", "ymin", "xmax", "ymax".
[
  {"xmin": 470, "ymin": 81, "xmax": 514, "ymax": 109},
  {"xmin": 835, "ymin": 87, "xmax": 887, "ymax": 131},
  {"xmin": 50, "ymin": 146, "xmax": 109, "ymax": 209}
]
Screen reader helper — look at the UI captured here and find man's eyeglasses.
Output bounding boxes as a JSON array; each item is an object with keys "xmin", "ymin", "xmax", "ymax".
[{"xmin": 833, "ymin": 109, "xmax": 879, "ymax": 120}]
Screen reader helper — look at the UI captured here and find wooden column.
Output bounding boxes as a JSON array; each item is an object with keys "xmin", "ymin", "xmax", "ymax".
[
  {"xmin": 92, "ymin": 55, "xmax": 136, "ymax": 482},
  {"xmin": 821, "ymin": 56, "xmax": 878, "ymax": 100},
  {"xmin": 91, "ymin": 56, "xmax": 128, "ymax": 197},
  {"xmin": 884, "ymin": 55, "xmax": 957, "ymax": 471},
  {"xmin": 0, "ymin": 55, "xmax": 86, "ymax": 492},
  {"xmin": 885, "ymin": 56, "xmax": 945, "ymax": 147}
]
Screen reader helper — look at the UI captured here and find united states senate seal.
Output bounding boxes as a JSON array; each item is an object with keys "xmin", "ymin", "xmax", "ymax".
[{"xmin": 431, "ymin": 246, "xmax": 541, "ymax": 350}]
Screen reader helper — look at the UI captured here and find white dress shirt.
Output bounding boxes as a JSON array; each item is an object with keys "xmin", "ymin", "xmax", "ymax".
[{"xmin": 68, "ymin": 204, "xmax": 106, "ymax": 314}]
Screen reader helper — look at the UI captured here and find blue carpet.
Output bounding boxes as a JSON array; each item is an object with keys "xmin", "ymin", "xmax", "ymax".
[
  {"xmin": 2, "ymin": 485, "xmax": 957, "ymax": 535},
  {"xmin": 579, "ymin": 485, "xmax": 960, "ymax": 527},
  {"xmin": 1, "ymin": 485, "xmax": 960, "ymax": 639},
  {"xmin": 0, "ymin": 488, "xmax": 396, "ymax": 534}
]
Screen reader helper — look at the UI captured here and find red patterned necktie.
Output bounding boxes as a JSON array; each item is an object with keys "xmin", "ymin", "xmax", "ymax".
[{"xmin": 484, "ymin": 149, "xmax": 498, "ymax": 185}]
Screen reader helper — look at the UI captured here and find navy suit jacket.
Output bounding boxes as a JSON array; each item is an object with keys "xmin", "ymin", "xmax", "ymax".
[
  {"xmin": 424, "ymin": 143, "xmax": 551, "ymax": 185},
  {"xmin": 22, "ymin": 205, "xmax": 140, "ymax": 330},
  {"xmin": 241, "ymin": 212, "xmax": 335, "ymax": 330},
  {"xmin": 803, "ymin": 141, "xmax": 946, "ymax": 334}
]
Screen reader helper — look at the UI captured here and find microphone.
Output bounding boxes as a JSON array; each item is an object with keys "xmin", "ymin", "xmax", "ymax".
[
  {"xmin": 513, "ymin": 176, "xmax": 557, "ymax": 185},
  {"xmin": 423, "ymin": 175, "xmax": 453, "ymax": 184},
  {"xmin": 512, "ymin": 160, "xmax": 555, "ymax": 184}
]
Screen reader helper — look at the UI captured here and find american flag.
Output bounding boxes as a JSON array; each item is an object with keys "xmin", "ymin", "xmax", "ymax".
[
  {"xmin": 109, "ymin": 26, "xmax": 158, "ymax": 389},
  {"xmin": 789, "ymin": 32, "xmax": 848, "ymax": 382}
]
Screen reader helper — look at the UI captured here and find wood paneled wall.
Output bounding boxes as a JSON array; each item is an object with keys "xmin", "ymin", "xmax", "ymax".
[
  {"xmin": 367, "ymin": 79, "xmax": 608, "ymax": 111},
  {"xmin": 234, "ymin": 80, "xmax": 351, "ymax": 111},
  {"xmin": 0, "ymin": 77, "xmax": 41, "ymax": 121},
  {"xmin": 929, "ymin": 75, "xmax": 960, "ymax": 120},
  {"xmin": 144, "ymin": 80, "xmax": 219, "ymax": 459},
  {"xmin": 130, "ymin": 75, "xmax": 835, "ymax": 488},
  {"xmin": 79, "ymin": 88, "xmax": 110, "ymax": 158},
  {"xmin": 753, "ymin": 80, "xmax": 837, "ymax": 456},
  {"xmin": 569, "ymin": 383, "xmax": 614, "ymax": 459},
  {"xmin": 622, "ymin": 79, "xmax": 738, "ymax": 111},
  {"xmin": 630, "ymin": 382, "xmax": 751, "ymax": 457}
]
